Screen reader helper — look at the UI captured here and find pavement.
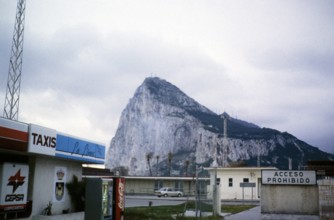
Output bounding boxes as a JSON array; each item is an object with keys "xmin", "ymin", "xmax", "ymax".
[
  {"xmin": 177, "ymin": 206, "xmax": 261, "ymax": 219},
  {"xmin": 224, "ymin": 206, "xmax": 261, "ymax": 220}
]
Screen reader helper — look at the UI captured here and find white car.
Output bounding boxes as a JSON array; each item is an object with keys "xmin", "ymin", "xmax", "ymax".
[{"xmin": 154, "ymin": 187, "xmax": 183, "ymax": 197}]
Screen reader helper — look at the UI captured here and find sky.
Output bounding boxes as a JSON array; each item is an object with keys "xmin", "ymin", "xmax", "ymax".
[{"xmin": 0, "ymin": 0, "xmax": 333, "ymax": 154}]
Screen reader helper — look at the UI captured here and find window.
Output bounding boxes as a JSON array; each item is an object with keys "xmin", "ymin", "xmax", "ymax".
[
  {"xmin": 228, "ymin": 178, "xmax": 233, "ymax": 187},
  {"xmin": 174, "ymin": 181, "xmax": 184, "ymax": 191},
  {"xmin": 154, "ymin": 180, "xmax": 163, "ymax": 190},
  {"xmin": 243, "ymin": 178, "xmax": 249, "ymax": 183}
]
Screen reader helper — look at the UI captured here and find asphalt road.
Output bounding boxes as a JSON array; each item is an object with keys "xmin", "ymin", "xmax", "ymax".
[
  {"xmin": 125, "ymin": 195, "xmax": 261, "ymax": 219},
  {"xmin": 125, "ymin": 195, "xmax": 259, "ymax": 207},
  {"xmin": 125, "ymin": 195, "xmax": 194, "ymax": 208}
]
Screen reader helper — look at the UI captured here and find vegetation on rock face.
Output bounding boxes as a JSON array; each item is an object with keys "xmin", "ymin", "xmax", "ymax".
[{"xmin": 146, "ymin": 152, "xmax": 154, "ymax": 176}]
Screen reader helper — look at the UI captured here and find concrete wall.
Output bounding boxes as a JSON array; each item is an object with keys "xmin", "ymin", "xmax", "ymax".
[
  {"xmin": 28, "ymin": 156, "xmax": 82, "ymax": 218},
  {"xmin": 261, "ymin": 185, "xmax": 319, "ymax": 215},
  {"xmin": 125, "ymin": 179, "xmax": 198, "ymax": 196},
  {"xmin": 125, "ymin": 179, "xmax": 155, "ymax": 194},
  {"xmin": 318, "ymin": 179, "xmax": 334, "ymax": 219}
]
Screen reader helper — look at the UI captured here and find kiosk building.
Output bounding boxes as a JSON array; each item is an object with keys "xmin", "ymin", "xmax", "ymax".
[{"xmin": 0, "ymin": 117, "xmax": 106, "ymax": 219}]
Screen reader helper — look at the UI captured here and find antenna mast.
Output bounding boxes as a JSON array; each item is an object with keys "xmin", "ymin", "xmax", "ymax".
[
  {"xmin": 3, "ymin": 0, "xmax": 27, "ymax": 120},
  {"xmin": 257, "ymin": 140, "xmax": 261, "ymax": 167},
  {"xmin": 222, "ymin": 114, "xmax": 229, "ymax": 167}
]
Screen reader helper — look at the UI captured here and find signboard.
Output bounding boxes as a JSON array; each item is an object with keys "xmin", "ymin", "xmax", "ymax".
[
  {"xmin": 114, "ymin": 177, "xmax": 125, "ymax": 220},
  {"xmin": 0, "ymin": 118, "xmax": 28, "ymax": 152},
  {"xmin": 28, "ymin": 124, "xmax": 57, "ymax": 156},
  {"xmin": 53, "ymin": 167, "xmax": 67, "ymax": 203},
  {"xmin": 262, "ymin": 170, "xmax": 316, "ymax": 185},
  {"xmin": 27, "ymin": 125, "xmax": 105, "ymax": 164},
  {"xmin": 55, "ymin": 133, "xmax": 105, "ymax": 164},
  {"xmin": 102, "ymin": 179, "xmax": 113, "ymax": 217},
  {"xmin": 27, "ymin": 124, "xmax": 105, "ymax": 164},
  {"xmin": 240, "ymin": 182, "xmax": 256, "ymax": 187},
  {"xmin": 0, "ymin": 163, "xmax": 29, "ymax": 212}
]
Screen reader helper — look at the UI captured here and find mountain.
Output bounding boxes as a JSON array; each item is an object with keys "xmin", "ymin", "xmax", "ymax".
[{"xmin": 106, "ymin": 77, "xmax": 333, "ymax": 176}]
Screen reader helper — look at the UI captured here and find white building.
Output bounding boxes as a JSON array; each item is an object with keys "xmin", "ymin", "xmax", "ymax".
[{"xmin": 205, "ymin": 167, "xmax": 276, "ymax": 200}]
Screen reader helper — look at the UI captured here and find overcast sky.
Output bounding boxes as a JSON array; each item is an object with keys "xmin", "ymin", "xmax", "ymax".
[{"xmin": 1, "ymin": 0, "xmax": 333, "ymax": 153}]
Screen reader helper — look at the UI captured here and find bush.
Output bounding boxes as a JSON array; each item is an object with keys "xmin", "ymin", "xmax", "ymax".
[{"xmin": 66, "ymin": 175, "xmax": 85, "ymax": 212}]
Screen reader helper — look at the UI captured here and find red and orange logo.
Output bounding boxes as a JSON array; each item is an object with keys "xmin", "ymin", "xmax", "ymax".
[{"xmin": 7, "ymin": 169, "xmax": 25, "ymax": 193}]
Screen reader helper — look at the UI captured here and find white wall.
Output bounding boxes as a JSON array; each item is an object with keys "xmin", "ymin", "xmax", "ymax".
[
  {"xmin": 29, "ymin": 156, "xmax": 82, "ymax": 217},
  {"xmin": 207, "ymin": 168, "xmax": 264, "ymax": 200}
]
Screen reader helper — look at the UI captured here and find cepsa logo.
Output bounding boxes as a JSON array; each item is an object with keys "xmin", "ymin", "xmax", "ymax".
[{"xmin": 31, "ymin": 133, "xmax": 56, "ymax": 148}]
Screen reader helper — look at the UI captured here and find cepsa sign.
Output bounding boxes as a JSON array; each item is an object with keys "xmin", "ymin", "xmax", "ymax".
[
  {"xmin": 0, "ymin": 163, "xmax": 29, "ymax": 212},
  {"xmin": 262, "ymin": 170, "xmax": 316, "ymax": 185}
]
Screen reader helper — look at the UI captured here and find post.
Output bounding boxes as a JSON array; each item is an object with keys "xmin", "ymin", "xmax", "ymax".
[
  {"xmin": 212, "ymin": 167, "xmax": 221, "ymax": 216},
  {"xmin": 195, "ymin": 165, "xmax": 199, "ymax": 217},
  {"xmin": 217, "ymin": 179, "xmax": 221, "ymax": 216},
  {"xmin": 212, "ymin": 168, "xmax": 217, "ymax": 216}
]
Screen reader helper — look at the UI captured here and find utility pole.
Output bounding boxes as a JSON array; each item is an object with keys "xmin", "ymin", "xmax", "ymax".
[
  {"xmin": 195, "ymin": 164, "xmax": 200, "ymax": 218},
  {"xmin": 257, "ymin": 140, "xmax": 261, "ymax": 167},
  {"xmin": 3, "ymin": 0, "xmax": 27, "ymax": 120},
  {"xmin": 212, "ymin": 167, "xmax": 221, "ymax": 216},
  {"xmin": 221, "ymin": 113, "xmax": 229, "ymax": 167}
]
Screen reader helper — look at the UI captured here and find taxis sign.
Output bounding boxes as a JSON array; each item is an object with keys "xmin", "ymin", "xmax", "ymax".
[{"xmin": 28, "ymin": 124, "xmax": 57, "ymax": 156}]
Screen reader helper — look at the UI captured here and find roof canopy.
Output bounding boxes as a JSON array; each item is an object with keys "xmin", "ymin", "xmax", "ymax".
[{"xmin": 0, "ymin": 117, "xmax": 105, "ymax": 164}]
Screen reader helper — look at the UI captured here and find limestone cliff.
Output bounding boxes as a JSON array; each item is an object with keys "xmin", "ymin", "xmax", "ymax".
[{"xmin": 106, "ymin": 77, "xmax": 333, "ymax": 175}]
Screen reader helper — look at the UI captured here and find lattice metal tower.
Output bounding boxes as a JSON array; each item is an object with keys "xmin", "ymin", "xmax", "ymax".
[{"xmin": 3, "ymin": 0, "xmax": 27, "ymax": 120}]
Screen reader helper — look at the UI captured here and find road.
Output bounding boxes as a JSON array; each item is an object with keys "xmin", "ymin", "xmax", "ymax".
[
  {"xmin": 125, "ymin": 195, "xmax": 194, "ymax": 208},
  {"xmin": 125, "ymin": 196, "xmax": 261, "ymax": 219},
  {"xmin": 125, "ymin": 195, "xmax": 259, "ymax": 208}
]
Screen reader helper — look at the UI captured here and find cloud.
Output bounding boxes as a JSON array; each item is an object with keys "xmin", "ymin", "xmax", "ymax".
[
  {"xmin": 12, "ymin": 22, "xmax": 229, "ymax": 145},
  {"xmin": 1, "ymin": 0, "xmax": 333, "ymax": 154}
]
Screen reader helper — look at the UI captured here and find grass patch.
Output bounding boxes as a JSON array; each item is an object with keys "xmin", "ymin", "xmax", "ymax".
[
  {"xmin": 222, "ymin": 205, "xmax": 256, "ymax": 214},
  {"xmin": 125, "ymin": 201, "xmax": 256, "ymax": 219}
]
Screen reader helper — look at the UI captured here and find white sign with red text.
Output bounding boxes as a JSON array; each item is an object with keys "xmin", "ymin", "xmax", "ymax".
[
  {"xmin": 0, "ymin": 163, "xmax": 29, "ymax": 211},
  {"xmin": 28, "ymin": 124, "xmax": 57, "ymax": 156}
]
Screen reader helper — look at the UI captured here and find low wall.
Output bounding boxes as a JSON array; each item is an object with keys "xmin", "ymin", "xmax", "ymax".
[
  {"xmin": 261, "ymin": 185, "xmax": 319, "ymax": 220},
  {"xmin": 318, "ymin": 179, "xmax": 334, "ymax": 220},
  {"xmin": 261, "ymin": 213, "xmax": 319, "ymax": 220},
  {"xmin": 32, "ymin": 212, "xmax": 84, "ymax": 220}
]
